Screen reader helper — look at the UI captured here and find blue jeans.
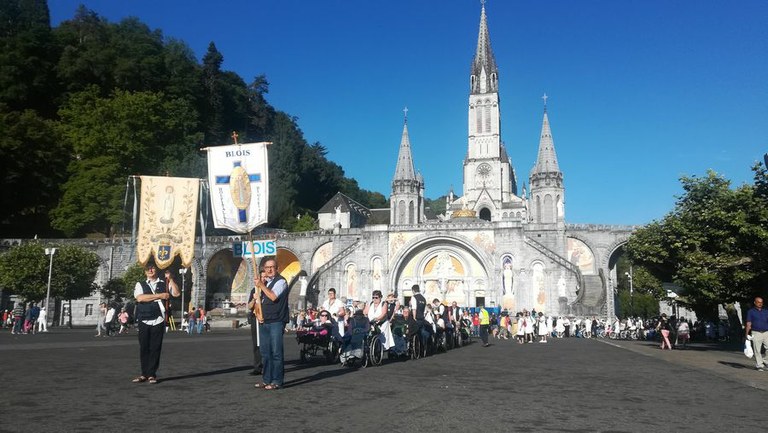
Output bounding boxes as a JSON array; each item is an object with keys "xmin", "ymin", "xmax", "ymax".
[
  {"xmin": 196, "ymin": 320, "xmax": 204, "ymax": 334},
  {"xmin": 259, "ymin": 321, "xmax": 285, "ymax": 386},
  {"xmin": 188, "ymin": 319, "xmax": 196, "ymax": 334}
]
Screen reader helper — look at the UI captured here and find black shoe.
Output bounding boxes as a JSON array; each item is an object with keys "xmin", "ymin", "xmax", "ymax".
[{"xmin": 249, "ymin": 369, "xmax": 262, "ymax": 376}]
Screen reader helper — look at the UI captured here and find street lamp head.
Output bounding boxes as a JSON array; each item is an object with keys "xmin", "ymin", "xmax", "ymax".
[
  {"xmin": 45, "ymin": 248, "xmax": 57, "ymax": 255},
  {"xmin": 179, "ymin": 268, "xmax": 188, "ymax": 274}
]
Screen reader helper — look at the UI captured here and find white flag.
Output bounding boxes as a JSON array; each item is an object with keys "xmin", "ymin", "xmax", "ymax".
[{"xmin": 206, "ymin": 142, "xmax": 270, "ymax": 233}]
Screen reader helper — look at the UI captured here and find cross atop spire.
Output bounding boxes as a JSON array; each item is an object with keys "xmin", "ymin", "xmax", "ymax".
[
  {"xmin": 403, "ymin": 106, "xmax": 409, "ymax": 123},
  {"xmin": 542, "ymin": 93, "xmax": 548, "ymax": 112}
]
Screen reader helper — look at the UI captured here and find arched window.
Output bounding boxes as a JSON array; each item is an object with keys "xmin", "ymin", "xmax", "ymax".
[
  {"xmin": 544, "ymin": 194, "xmax": 554, "ymax": 223},
  {"xmin": 398, "ymin": 200, "xmax": 406, "ymax": 225},
  {"xmin": 484, "ymin": 104, "xmax": 491, "ymax": 133},
  {"xmin": 479, "ymin": 208, "xmax": 491, "ymax": 221},
  {"xmin": 535, "ymin": 196, "xmax": 542, "ymax": 223},
  {"xmin": 408, "ymin": 201, "xmax": 415, "ymax": 225},
  {"xmin": 476, "ymin": 104, "xmax": 483, "ymax": 134}
]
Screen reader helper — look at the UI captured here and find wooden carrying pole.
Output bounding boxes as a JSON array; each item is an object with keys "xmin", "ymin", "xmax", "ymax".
[{"xmin": 247, "ymin": 232, "xmax": 263, "ymax": 344}]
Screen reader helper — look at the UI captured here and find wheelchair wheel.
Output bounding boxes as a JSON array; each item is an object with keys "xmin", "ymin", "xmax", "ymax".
[
  {"xmin": 410, "ymin": 335, "xmax": 422, "ymax": 360},
  {"xmin": 370, "ymin": 337, "xmax": 384, "ymax": 366},
  {"xmin": 324, "ymin": 341, "xmax": 338, "ymax": 364}
]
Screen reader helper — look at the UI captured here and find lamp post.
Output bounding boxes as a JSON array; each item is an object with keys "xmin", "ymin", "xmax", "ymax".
[
  {"xmin": 179, "ymin": 268, "xmax": 188, "ymax": 330},
  {"xmin": 44, "ymin": 248, "xmax": 57, "ymax": 316},
  {"xmin": 625, "ymin": 266, "xmax": 634, "ymax": 317}
]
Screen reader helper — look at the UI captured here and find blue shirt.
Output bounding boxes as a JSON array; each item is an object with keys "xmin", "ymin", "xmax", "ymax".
[
  {"xmin": 747, "ymin": 307, "xmax": 768, "ymax": 332},
  {"xmin": 268, "ymin": 277, "xmax": 288, "ymax": 298}
]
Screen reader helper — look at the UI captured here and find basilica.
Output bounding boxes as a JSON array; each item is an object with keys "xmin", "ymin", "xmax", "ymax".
[{"xmin": 302, "ymin": 4, "xmax": 633, "ymax": 317}]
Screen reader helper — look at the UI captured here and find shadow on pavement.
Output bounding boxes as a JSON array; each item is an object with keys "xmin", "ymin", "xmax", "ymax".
[
  {"xmin": 283, "ymin": 364, "xmax": 360, "ymax": 388},
  {"xmin": 718, "ymin": 361, "xmax": 752, "ymax": 370},
  {"xmin": 160, "ymin": 365, "xmax": 252, "ymax": 382}
]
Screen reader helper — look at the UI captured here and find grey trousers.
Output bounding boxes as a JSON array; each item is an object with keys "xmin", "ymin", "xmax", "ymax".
[{"xmin": 752, "ymin": 330, "xmax": 768, "ymax": 367}]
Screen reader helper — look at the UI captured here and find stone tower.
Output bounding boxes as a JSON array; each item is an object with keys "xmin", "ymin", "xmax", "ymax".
[
  {"xmin": 528, "ymin": 98, "xmax": 565, "ymax": 227},
  {"xmin": 449, "ymin": 3, "xmax": 521, "ymax": 222},
  {"xmin": 390, "ymin": 113, "xmax": 423, "ymax": 225}
]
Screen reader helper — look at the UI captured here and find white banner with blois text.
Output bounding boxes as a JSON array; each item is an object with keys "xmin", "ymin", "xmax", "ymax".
[{"xmin": 206, "ymin": 142, "xmax": 270, "ymax": 233}]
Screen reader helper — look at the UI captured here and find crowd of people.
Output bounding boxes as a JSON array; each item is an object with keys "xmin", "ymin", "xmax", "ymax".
[
  {"xmin": 293, "ymin": 285, "xmax": 477, "ymax": 368},
  {"xmin": 2, "ymin": 302, "xmax": 47, "ymax": 334}
]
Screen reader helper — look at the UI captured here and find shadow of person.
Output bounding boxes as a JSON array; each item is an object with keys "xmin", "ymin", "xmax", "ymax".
[
  {"xmin": 160, "ymin": 365, "xmax": 252, "ymax": 382},
  {"xmin": 717, "ymin": 361, "xmax": 753, "ymax": 369}
]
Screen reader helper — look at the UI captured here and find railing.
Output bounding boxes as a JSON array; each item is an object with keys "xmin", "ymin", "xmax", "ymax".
[
  {"xmin": 524, "ymin": 236, "xmax": 586, "ymax": 299},
  {"xmin": 565, "ymin": 223, "xmax": 639, "ymax": 232},
  {"xmin": 306, "ymin": 239, "xmax": 363, "ymax": 289}
]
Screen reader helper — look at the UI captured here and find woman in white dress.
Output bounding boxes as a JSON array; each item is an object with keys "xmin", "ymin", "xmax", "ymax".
[
  {"xmin": 364, "ymin": 290, "xmax": 393, "ymax": 349},
  {"xmin": 515, "ymin": 313, "xmax": 525, "ymax": 344},
  {"xmin": 555, "ymin": 316, "xmax": 565, "ymax": 338},
  {"xmin": 524, "ymin": 311, "xmax": 535, "ymax": 343},
  {"xmin": 537, "ymin": 312, "xmax": 548, "ymax": 343}
]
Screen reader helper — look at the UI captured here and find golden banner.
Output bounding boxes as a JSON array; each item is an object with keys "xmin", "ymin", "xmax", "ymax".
[{"xmin": 137, "ymin": 176, "xmax": 199, "ymax": 269}]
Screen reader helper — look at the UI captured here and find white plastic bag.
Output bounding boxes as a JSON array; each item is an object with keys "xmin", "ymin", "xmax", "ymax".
[{"xmin": 745, "ymin": 338, "xmax": 754, "ymax": 359}]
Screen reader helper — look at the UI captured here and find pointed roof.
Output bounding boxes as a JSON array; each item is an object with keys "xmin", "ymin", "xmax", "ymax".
[
  {"xmin": 470, "ymin": 3, "xmax": 498, "ymax": 94},
  {"xmin": 393, "ymin": 119, "xmax": 416, "ymax": 181},
  {"xmin": 318, "ymin": 192, "xmax": 371, "ymax": 217},
  {"xmin": 532, "ymin": 110, "xmax": 561, "ymax": 175}
]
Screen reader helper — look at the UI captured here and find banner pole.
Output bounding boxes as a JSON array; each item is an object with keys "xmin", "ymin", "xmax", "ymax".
[{"xmin": 248, "ymin": 232, "xmax": 263, "ymax": 343}]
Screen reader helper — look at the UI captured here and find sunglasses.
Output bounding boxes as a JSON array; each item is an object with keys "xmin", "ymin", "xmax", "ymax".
[
  {"xmin": 372, "ymin": 296, "xmax": 380, "ymax": 299},
  {"xmin": 320, "ymin": 314, "xmax": 329, "ymax": 317}
]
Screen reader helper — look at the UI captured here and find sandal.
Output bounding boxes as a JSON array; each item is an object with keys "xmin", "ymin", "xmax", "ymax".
[
  {"xmin": 148, "ymin": 377, "xmax": 158, "ymax": 384},
  {"xmin": 254, "ymin": 382, "xmax": 268, "ymax": 388},
  {"xmin": 132, "ymin": 376, "xmax": 147, "ymax": 383},
  {"xmin": 263, "ymin": 384, "xmax": 280, "ymax": 390}
]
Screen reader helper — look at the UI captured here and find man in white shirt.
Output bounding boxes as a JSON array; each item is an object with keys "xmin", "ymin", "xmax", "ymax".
[
  {"xmin": 132, "ymin": 261, "xmax": 180, "ymax": 384},
  {"xmin": 321, "ymin": 288, "xmax": 346, "ymax": 337}
]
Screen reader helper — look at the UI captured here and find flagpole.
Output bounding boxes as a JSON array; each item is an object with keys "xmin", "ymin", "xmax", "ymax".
[{"xmin": 248, "ymin": 231, "xmax": 262, "ymax": 344}]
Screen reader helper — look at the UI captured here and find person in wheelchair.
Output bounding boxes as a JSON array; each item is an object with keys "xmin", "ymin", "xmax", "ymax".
[
  {"xmin": 296, "ymin": 310, "xmax": 335, "ymax": 339},
  {"xmin": 459, "ymin": 310, "xmax": 472, "ymax": 344},
  {"xmin": 389, "ymin": 308, "xmax": 409, "ymax": 356},
  {"xmin": 364, "ymin": 290, "xmax": 395, "ymax": 350},
  {"xmin": 340, "ymin": 309, "xmax": 369, "ymax": 365},
  {"xmin": 423, "ymin": 304, "xmax": 437, "ymax": 353}
]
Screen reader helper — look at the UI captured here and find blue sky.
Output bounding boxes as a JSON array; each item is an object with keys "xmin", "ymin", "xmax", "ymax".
[{"xmin": 48, "ymin": 1, "xmax": 768, "ymax": 225}]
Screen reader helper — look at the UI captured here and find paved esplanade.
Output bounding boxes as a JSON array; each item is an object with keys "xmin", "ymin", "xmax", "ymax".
[{"xmin": 1, "ymin": 330, "xmax": 765, "ymax": 432}]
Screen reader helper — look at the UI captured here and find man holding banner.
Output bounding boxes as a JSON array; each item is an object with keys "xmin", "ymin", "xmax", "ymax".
[
  {"xmin": 132, "ymin": 261, "xmax": 180, "ymax": 384},
  {"xmin": 134, "ymin": 175, "xmax": 199, "ymax": 384},
  {"xmin": 254, "ymin": 256, "xmax": 288, "ymax": 391},
  {"xmin": 206, "ymin": 139, "xmax": 277, "ymax": 388}
]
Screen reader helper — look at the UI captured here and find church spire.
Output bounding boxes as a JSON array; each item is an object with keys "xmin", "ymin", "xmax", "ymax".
[
  {"xmin": 470, "ymin": 1, "xmax": 498, "ymax": 94},
  {"xmin": 532, "ymin": 96, "xmax": 561, "ymax": 176},
  {"xmin": 393, "ymin": 109, "xmax": 416, "ymax": 181},
  {"xmin": 391, "ymin": 109, "xmax": 424, "ymax": 226}
]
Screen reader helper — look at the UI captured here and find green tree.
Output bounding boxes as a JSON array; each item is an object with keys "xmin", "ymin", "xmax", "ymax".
[
  {"xmin": 425, "ymin": 195, "xmax": 447, "ymax": 216},
  {"xmin": 286, "ymin": 213, "xmax": 318, "ymax": 233},
  {"xmin": 626, "ymin": 168, "xmax": 768, "ymax": 317},
  {"xmin": 0, "ymin": 0, "xmax": 59, "ymax": 116},
  {"xmin": 0, "ymin": 241, "xmax": 99, "ymax": 305},
  {"xmin": 99, "ymin": 278, "xmax": 126, "ymax": 303},
  {"xmin": 0, "ymin": 107, "xmax": 69, "ymax": 236},
  {"xmin": 52, "ymin": 88, "xmax": 200, "ymax": 236}
]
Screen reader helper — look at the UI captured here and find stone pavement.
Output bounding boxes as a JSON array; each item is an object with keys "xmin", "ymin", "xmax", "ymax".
[{"xmin": 1, "ymin": 328, "xmax": 765, "ymax": 432}]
